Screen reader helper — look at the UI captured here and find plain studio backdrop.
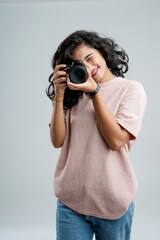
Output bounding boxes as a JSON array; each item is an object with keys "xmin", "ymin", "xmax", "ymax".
[{"xmin": 0, "ymin": 0, "xmax": 159, "ymax": 239}]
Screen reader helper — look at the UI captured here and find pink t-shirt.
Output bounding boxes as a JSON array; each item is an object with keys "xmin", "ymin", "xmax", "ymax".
[{"xmin": 53, "ymin": 77, "xmax": 147, "ymax": 220}]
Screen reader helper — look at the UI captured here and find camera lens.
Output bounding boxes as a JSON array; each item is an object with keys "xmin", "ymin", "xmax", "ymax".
[
  {"xmin": 69, "ymin": 66, "xmax": 88, "ymax": 84},
  {"xmin": 73, "ymin": 70, "xmax": 84, "ymax": 82}
]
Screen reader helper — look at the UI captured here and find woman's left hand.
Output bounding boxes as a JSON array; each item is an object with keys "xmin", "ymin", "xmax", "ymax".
[{"xmin": 66, "ymin": 66, "xmax": 98, "ymax": 93}]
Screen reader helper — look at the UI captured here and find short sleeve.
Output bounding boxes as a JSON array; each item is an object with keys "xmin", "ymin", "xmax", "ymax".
[{"xmin": 115, "ymin": 81, "xmax": 147, "ymax": 140}]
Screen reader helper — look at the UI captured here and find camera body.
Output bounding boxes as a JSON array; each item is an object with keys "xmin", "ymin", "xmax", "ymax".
[{"xmin": 60, "ymin": 60, "xmax": 88, "ymax": 84}]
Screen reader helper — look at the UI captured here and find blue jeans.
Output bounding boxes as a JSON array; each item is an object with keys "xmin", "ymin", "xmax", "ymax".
[{"xmin": 56, "ymin": 199, "xmax": 135, "ymax": 240}]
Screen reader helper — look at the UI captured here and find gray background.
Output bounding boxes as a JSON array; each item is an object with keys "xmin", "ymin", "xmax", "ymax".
[{"xmin": 0, "ymin": 0, "xmax": 159, "ymax": 239}]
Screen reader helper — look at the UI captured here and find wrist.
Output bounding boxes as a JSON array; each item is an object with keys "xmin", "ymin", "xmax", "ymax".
[
  {"xmin": 55, "ymin": 94, "xmax": 64, "ymax": 98},
  {"xmin": 86, "ymin": 83, "xmax": 98, "ymax": 93},
  {"xmin": 85, "ymin": 84, "xmax": 101, "ymax": 99},
  {"xmin": 55, "ymin": 91, "xmax": 64, "ymax": 98},
  {"xmin": 54, "ymin": 92, "xmax": 64, "ymax": 102},
  {"xmin": 53, "ymin": 95, "xmax": 64, "ymax": 102},
  {"xmin": 55, "ymin": 87, "xmax": 65, "ymax": 95}
]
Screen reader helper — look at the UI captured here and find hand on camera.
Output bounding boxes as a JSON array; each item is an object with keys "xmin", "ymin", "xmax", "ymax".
[
  {"xmin": 66, "ymin": 66, "xmax": 98, "ymax": 93},
  {"xmin": 52, "ymin": 64, "xmax": 68, "ymax": 96}
]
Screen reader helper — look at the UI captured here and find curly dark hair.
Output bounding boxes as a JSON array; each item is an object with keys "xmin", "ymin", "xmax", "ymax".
[{"xmin": 45, "ymin": 30, "xmax": 129, "ymax": 112}]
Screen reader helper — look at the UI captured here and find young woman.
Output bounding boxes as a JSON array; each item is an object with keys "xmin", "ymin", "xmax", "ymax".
[{"xmin": 46, "ymin": 30, "xmax": 147, "ymax": 240}]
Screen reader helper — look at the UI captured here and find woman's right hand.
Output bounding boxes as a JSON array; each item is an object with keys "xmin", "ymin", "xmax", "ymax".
[{"xmin": 52, "ymin": 64, "xmax": 68, "ymax": 96}]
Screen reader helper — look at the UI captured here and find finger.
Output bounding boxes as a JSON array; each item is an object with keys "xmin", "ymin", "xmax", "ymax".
[
  {"xmin": 54, "ymin": 64, "xmax": 67, "ymax": 73},
  {"xmin": 54, "ymin": 77, "xmax": 67, "ymax": 85},
  {"xmin": 52, "ymin": 71, "xmax": 67, "ymax": 83},
  {"xmin": 56, "ymin": 70, "xmax": 67, "ymax": 77},
  {"xmin": 66, "ymin": 75, "xmax": 76, "ymax": 88},
  {"xmin": 60, "ymin": 82, "xmax": 68, "ymax": 86},
  {"xmin": 66, "ymin": 74, "xmax": 70, "ymax": 82},
  {"xmin": 66, "ymin": 74, "xmax": 76, "ymax": 85},
  {"xmin": 67, "ymin": 75, "xmax": 84, "ymax": 91}
]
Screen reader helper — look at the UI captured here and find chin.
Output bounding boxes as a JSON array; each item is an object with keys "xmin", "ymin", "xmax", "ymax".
[{"xmin": 93, "ymin": 72, "xmax": 104, "ymax": 82}]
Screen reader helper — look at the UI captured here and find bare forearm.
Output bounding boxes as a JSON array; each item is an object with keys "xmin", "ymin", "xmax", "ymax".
[
  {"xmin": 91, "ymin": 90, "xmax": 125, "ymax": 150},
  {"xmin": 50, "ymin": 100, "xmax": 66, "ymax": 148}
]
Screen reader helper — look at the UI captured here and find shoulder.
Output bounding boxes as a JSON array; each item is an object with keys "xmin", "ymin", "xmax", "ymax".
[
  {"xmin": 117, "ymin": 77, "xmax": 145, "ymax": 88},
  {"xmin": 118, "ymin": 77, "xmax": 147, "ymax": 97},
  {"xmin": 128, "ymin": 79, "xmax": 146, "ymax": 90},
  {"xmin": 127, "ymin": 80, "xmax": 147, "ymax": 100}
]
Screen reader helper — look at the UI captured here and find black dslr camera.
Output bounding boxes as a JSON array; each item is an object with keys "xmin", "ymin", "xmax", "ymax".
[{"xmin": 60, "ymin": 60, "xmax": 88, "ymax": 84}]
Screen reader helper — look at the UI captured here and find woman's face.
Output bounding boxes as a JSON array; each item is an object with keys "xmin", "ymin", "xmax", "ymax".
[{"xmin": 72, "ymin": 44, "xmax": 114, "ymax": 84}]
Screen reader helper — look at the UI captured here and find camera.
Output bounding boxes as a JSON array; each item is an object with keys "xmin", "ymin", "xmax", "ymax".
[{"xmin": 60, "ymin": 60, "xmax": 88, "ymax": 84}]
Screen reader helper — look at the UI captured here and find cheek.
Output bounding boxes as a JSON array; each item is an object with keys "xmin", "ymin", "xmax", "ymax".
[
  {"xmin": 101, "ymin": 59, "xmax": 107, "ymax": 70},
  {"xmin": 95, "ymin": 56, "xmax": 106, "ymax": 67},
  {"xmin": 92, "ymin": 58, "xmax": 101, "ymax": 66}
]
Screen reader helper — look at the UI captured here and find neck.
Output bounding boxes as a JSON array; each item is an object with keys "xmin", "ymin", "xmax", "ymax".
[{"xmin": 102, "ymin": 68, "xmax": 117, "ymax": 83}]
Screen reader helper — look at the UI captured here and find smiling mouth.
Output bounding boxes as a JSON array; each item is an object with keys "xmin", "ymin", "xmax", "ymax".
[{"xmin": 92, "ymin": 67, "xmax": 99, "ymax": 77}]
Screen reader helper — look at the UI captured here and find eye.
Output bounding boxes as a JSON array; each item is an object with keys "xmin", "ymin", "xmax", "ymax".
[{"xmin": 87, "ymin": 56, "xmax": 92, "ymax": 61}]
